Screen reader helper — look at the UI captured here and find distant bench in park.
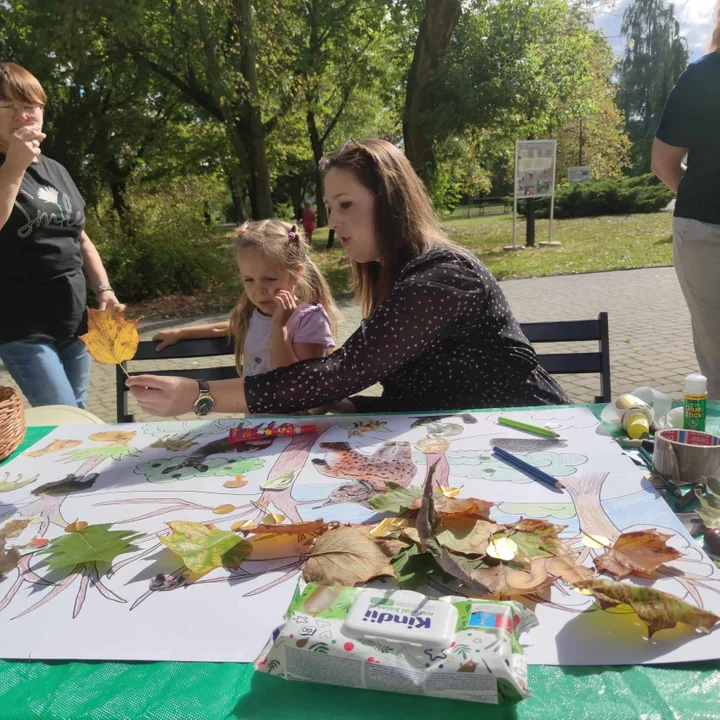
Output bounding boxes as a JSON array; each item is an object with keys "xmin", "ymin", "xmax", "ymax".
[{"xmin": 460, "ymin": 197, "xmax": 512, "ymax": 217}]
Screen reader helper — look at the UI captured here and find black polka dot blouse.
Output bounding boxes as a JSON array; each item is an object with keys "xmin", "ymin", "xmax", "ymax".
[{"xmin": 244, "ymin": 247, "xmax": 571, "ymax": 414}]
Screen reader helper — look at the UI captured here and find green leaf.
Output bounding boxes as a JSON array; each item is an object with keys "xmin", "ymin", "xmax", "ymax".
[
  {"xmin": 505, "ymin": 519, "xmax": 571, "ymax": 564},
  {"xmin": 63, "ymin": 445, "xmax": 137, "ymax": 463},
  {"xmin": 367, "ymin": 483, "xmax": 422, "ymax": 514},
  {"xmin": 696, "ymin": 482, "xmax": 720, "ymax": 530},
  {"xmin": 0, "ymin": 476, "xmax": 37, "ymax": 493},
  {"xmin": 391, "ymin": 543, "xmax": 437, "ymax": 588},
  {"xmin": 159, "ymin": 521, "xmax": 251, "ymax": 576},
  {"xmin": 436, "ymin": 517, "xmax": 498, "ymax": 556},
  {"xmin": 261, "ymin": 469, "xmax": 297, "ymax": 490},
  {"xmin": 38, "ymin": 524, "xmax": 144, "ymax": 570},
  {"xmin": 576, "ymin": 579, "xmax": 720, "ymax": 638}
]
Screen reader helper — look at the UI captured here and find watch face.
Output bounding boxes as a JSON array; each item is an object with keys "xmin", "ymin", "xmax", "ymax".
[{"xmin": 195, "ymin": 396, "xmax": 214, "ymax": 416}]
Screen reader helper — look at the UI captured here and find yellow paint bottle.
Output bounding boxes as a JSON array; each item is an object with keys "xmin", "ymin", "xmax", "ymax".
[{"xmin": 614, "ymin": 394, "xmax": 653, "ymax": 439}]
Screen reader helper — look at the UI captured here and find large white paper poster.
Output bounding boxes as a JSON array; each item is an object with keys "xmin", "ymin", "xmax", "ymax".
[{"xmin": 0, "ymin": 408, "xmax": 718, "ymax": 665}]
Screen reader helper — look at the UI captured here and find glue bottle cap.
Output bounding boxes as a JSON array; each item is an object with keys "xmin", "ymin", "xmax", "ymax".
[
  {"xmin": 685, "ymin": 374, "xmax": 707, "ymax": 396},
  {"xmin": 626, "ymin": 411, "xmax": 650, "ymax": 440}
]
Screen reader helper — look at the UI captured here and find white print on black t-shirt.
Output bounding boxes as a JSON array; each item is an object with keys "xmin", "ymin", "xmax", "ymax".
[{"xmin": 14, "ymin": 186, "xmax": 84, "ymax": 238}]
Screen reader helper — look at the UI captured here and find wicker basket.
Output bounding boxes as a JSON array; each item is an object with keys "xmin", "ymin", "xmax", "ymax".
[{"xmin": 0, "ymin": 386, "xmax": 25, "ymax": 461}]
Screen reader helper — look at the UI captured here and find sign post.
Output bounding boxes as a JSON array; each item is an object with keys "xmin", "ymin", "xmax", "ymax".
[
  {"xmin": 568, "ymin": 166, "xmax": 591, "ymax": 184},
  {"xmin": 508, "ymin": 139, "xmax": 558, "ymax": 251}
]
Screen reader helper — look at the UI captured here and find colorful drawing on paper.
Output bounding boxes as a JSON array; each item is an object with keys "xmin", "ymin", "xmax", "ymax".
[{"xmin": 0, "ymin": 408, "xmax": 718, "ymax": 665}]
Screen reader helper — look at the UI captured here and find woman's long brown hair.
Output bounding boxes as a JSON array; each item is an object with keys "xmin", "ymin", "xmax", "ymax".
[
  {"xmin": 320, "ymin": 139, "xmax": 449, "ymax": 317},
  {"xmin": 711, "ymin": 2, "xmax": 720, "ymax": 53}
]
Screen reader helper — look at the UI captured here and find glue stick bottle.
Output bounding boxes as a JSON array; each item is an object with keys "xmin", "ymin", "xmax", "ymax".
[{"xmin": 684, "ymin": 373, "xmax": 707, "ymax": 432}]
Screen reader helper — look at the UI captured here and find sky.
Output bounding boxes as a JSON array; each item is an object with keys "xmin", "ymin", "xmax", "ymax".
[{"xmin": 592, "ymin": 0, "xmax": 717, "ymax": 62}]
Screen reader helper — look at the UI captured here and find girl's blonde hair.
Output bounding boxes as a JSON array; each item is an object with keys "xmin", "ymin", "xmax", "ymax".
[
  {"xmin": 711, "ymin": 2, "xmax": 720, "ymax": 53},
  {"xmin": 228, "ymin": 219, "xmax": 339, "ymax": 373}
]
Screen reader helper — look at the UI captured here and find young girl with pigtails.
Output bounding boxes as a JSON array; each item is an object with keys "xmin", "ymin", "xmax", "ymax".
[{"xmin": 153, "ymin": 220, "xmax": 338, "ymax": 375}]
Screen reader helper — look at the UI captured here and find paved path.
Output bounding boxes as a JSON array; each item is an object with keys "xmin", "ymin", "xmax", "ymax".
[{"xmin": 0, "ymin": 266, "xmax": 697, "ymax": 422}]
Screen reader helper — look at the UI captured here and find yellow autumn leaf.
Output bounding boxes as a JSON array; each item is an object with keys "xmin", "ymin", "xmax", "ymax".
[
  {"xmin": 231, "ymin": 520, "xmax": 256, "ymax": 532},
  {"xmin": 224, "ymin": 475, "xmax": 248, "ymax": 489},
  {"xmin": 88, "ymin": 431, "xmax": 137, "ymax": 445},
  {"xmin": 433, "ymin": 486, "xmax": 461, "ymax": 498},
  {"xmin": 370, "ymin": 517, "xmax": 410, "ymax": 538},
  {"xmin": 80, "ymin": 307, "xmax": 139, "ymax": 365},
  {"xmin": 26, "ymin": 439, "xmax": 82, "ymax": 457},
  {"xmin": 213, "ymin": 504, "xmax": 236, "ymax": 515},
  {"xmin": 261, "ymin": 513, "xmax": 285, "ymax": 526},
  {"xmin": 65, "ymin": 520, "xmax": 89, "ymax": 533}
]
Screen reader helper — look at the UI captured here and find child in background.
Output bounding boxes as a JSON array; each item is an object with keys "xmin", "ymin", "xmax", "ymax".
[
  {"xmin": 302, "ymin": 201, "xmax": 317, "ymax": 245},
  {"xmin": 153, "ymin": 220, "xmax": 338, "ymax": 375}
]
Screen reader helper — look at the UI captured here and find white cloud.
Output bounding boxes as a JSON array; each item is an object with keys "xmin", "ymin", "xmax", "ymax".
[{"xmin": 593, "ymin": 0, "xmax": 717, "ymax": 61}]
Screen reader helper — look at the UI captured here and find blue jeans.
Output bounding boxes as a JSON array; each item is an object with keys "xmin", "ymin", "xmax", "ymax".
[{"xmin": 0, "ymin": 337, "xmax": 92, "ymax": 408}]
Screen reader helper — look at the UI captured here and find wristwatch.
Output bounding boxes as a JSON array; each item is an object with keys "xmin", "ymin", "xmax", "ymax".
[{"xmin": 193, "ymin": 379, "xmax": 215, "ymax": 416}]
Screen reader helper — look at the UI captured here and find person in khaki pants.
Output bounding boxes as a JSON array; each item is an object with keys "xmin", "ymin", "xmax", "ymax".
[{"xmin": 653, "ymin": 6, "xmax": 720, "ymax": 399}]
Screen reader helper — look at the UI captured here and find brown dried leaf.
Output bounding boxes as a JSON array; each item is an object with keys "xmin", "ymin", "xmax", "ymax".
[
  {"xmin": 594, "ymin": 530, "xmax": 683, "ymax": 580},
  {"xmin": 249, "ymin": 519, "xmax": 331, "ymax": 537},
  {"xmin": 575, "ymin": 579, "xmax": 720, "ymax": 638},
  {"xmin": 1, "ymin": 518, "xmax": 32, "ymax": 539},
  {"xmin": 409, "ymin": 495, "xmax": 494, "ymax": 519},
  {"xmin": 303, "ymin": 526, "xmax": 404, "ymax": 586},
  {"xmin": 80, "ymin": 306, "xmax": 140, "ymax": 365},
  {"xmin": 248, "ymin": 533, "xmax": 315, "ymax": 561},
  {"xmin": 0, "ymin": 535, "xmax": 20, "ymax": 576},
  {"xmin": 467, "ymin": 557, "xmax": 555, "ymax": 598}
]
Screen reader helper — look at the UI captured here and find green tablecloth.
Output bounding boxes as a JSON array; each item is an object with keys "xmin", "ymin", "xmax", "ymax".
[{"xmin": 1, "ymin": 409, "xmax": 719, "ymax": 720}]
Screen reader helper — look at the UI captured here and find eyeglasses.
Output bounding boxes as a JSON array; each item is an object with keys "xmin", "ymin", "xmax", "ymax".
[{"xmin": 0, "ymin": 102, "xmax": 45, "ymax": 116}]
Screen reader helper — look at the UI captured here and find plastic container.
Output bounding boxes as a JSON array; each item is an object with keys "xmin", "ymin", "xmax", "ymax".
[{"xmin": 684, "ymin": 374, "xmax": 707, "ymax": 432}]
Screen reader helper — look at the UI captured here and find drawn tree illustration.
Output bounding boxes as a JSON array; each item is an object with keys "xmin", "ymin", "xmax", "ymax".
[{"xmin": 0, "ymin": 432, "xmax": 143, "ymax": 618}]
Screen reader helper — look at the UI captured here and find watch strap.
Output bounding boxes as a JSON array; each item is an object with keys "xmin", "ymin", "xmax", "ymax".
[{"xmin": 198, "ymin": 379, "xmax": 210, "ymax": 393}]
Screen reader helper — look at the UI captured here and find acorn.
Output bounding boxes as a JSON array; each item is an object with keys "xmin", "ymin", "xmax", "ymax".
[{"xmin": 704, "ymin": 528, "xmax": 720, "ymax": 558}]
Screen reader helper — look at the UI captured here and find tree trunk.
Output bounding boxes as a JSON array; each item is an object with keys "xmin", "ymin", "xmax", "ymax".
[
  {"xmin": 102, "ymin": 158, "xmax": 134, "ymax": 237},
  {"xmin": 235, "ymin": 0, "xmax": 274, "ymax": 219},
  {"xmin": 562, "ymin": 472, "xmax": 621, "ymax": 543},
  {"xmin": 226, "ymin": 172, "xmax": 247, "ymax": 224},
  {"xmin": 306, "ymin": 108, "xmax": 327, "ymax": 226},
  {"xmin": 403, "ymin": 0, "xmax": 462, "ymax": 182}
]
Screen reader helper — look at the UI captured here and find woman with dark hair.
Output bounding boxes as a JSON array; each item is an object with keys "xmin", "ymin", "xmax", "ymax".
[
  {"xmin": 0, "ymin": 62, "xmax": 120, "ymax": 409},
  {"xmin": 128, "ymin": 139, "xmax": 569, "ymax": 417},
  {"xmin": 652, "ymin": 4, "xmax": 720, "ymax": 398}
]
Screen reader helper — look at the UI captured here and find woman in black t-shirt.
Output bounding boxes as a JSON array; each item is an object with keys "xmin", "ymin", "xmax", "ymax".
[
  {"xmin": 0, "ymin": 62, "xmax": 120, "ymax": 409},
  {"xmin": 653, "ymin": 11, "xmax": 720, "ymax": 399},
  {"xmin": 126, "ymin": 139, "xmax": 569, "ymax": 418}
]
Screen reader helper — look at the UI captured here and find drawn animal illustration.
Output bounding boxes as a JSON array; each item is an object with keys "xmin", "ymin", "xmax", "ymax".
[
  {"xmin": 311, "ymin": 441, "xmax": 417, "ymax": 489},
  {"xmin": 314, "ymin": 479, "xmax": 378, "ymax": 508},
  {"xmin": 410, "ymin": 413, "xmax": 477, "ymax": 428},
  {"xmin": 345, "ymin": 420, "xmax": 389, "ymax": 437}
]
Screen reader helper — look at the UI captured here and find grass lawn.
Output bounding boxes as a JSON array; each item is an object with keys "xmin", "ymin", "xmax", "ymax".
[
  {"xmin": 130, "ymin": 211, "xmax": 674, "ymax": 320},
  {"xmin": 309, "ymin": 210, "xmax": 674, "ymax": 297}
]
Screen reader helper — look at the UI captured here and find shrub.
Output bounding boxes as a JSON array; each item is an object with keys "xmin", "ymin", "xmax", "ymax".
[
  {"xmin": 517, "ymin": 174, "xmax": 673, "ymax": 219},
  {"xmin": 87, "ymin": 177, "xmax": 235, "ymax": 301}
]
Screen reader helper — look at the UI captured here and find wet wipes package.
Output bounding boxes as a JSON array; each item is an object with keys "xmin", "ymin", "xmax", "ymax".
[{"xmin": 254, "ymin": 583, "xmax": 538, "ymax": 705}]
